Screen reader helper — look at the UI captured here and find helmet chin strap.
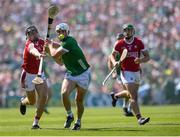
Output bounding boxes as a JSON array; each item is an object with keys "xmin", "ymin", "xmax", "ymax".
[
  {"xmin": 125, "ymin": 36, "xmax": 134, "ymax": 43},
  {"xmin": 58, "ymin": 34, "xmax": 65, "ymax": 40},
  {"xmin": 58, "ymin": 31, "xmax": 69, "ymax": 40},
  {"xmin": 30, "ymin": 37, "xmax": 39, "ymax": 43},
  {"xmin": 123, "ymin": 32, "xmax": 127, "ymax": 37},
  {"xmin": 124, "ymin": 32, "xmax": 134, "ymax": 40},
  {"xmin": 125, "ymin": 36, "xmax": 132, "ymax": 40}
]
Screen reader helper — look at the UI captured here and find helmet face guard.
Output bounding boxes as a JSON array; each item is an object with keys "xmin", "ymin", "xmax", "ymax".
[
  {"xmin": 25, "ymin": 25, "xmax": 38, "ymax": 36},
  {"xmin": 122, "ymin": 24, "xmax": 135, "ymax": 38},
  {"xmin": 55, "ymin": 23, "xmax": 69, "ymax": 40},
  {"xmin": 116, "ymin": 33, "xmax": 124, "ymax": 40}
]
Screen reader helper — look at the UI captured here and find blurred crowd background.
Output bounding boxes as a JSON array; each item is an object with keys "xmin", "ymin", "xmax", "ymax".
[{"xmin": 0, "ymin": 0, "xmax": 180, "ymax": 107}]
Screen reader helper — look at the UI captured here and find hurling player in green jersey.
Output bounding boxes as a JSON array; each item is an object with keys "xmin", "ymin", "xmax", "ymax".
[{"xmin": 45, "ymin": 23, "xmax": 91, "ymax": 130}]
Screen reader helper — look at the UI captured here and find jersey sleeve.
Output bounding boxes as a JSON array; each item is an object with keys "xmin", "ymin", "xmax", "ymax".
[
  {"xmin": 113, "ymin": 40, "xmax": 124, "ymax": 54},
  {"xmin": 62, "ymin": 38, "xmax": 75, "ymax": 52},
  {"xmin": 138, "ymin": 39, "xmax": 146, "ymax": 52},
  {"xmin": 113, "ymin": 41, "xmax": 120, "ymax": 53},
  {"xmin": 39, "ymin": 38, "xmax": 45, "ymax": 45},
  {"xmin": 27, "ymin": 43, "xmax": 34, "ymax": 52}
]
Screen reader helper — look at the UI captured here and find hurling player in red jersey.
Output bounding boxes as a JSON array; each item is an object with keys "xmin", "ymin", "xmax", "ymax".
[
  {"xmin": 108, "ymin": 33, "xmax": 134, "ymax": 117},
  {"xmin": 20, "ymin": 25, "xmax": 48, "ymax": 129},
  {"xmin": 110, "ymin": 24, "xmax": 150, "ymax": 125}
]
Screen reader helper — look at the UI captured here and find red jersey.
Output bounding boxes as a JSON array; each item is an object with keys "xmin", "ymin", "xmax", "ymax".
[
  {"xmin": 21, "ymin": 38, "xmax": 44, "ymax": 74},
  {"xmin": 114, "ymin": 37, "xmax": 145, "ymax": 72}
]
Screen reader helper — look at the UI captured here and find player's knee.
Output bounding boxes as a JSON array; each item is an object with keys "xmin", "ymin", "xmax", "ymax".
[
  {"xmin": 126, "ymin": 92, "xmax": 131, "ymax": 98},
  {"xmin": 61, "ymin": 90, "xmax": 69, "ymax": 98},
  {"xmin": 129, "ymin": 98, "xmax": 137, "ymax": 104},
  {"xmin": 61, "ymin": 86, "xmax": 70, "ymax": 94}
]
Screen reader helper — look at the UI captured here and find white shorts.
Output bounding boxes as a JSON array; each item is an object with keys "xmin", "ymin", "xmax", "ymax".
[
  {"xmin": 20, "ymin": 69, "xmax": 46, "ymax": 91},
  {"xmin": 116, "ymin": 75, "xmax": 122, "ymax": 84},
  {"xmin": 120, "ymin": 71, "xmax": 141, "ymax": 84},
  {"xmin": 46, "ymin": 78, "xmax": 51, "ymax": 88},
  {"xmin": 64, "ymin": 68, "xmax": 91, "ymax": 90}
]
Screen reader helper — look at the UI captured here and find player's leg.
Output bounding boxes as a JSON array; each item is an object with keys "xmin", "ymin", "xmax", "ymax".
[
  {"xmin": 121, "ymin": 86, "xmax": 133, "ymax": 116},
  {"xmin": 72, "ymin": 86, "xmax": 86, "ymax": 130},
  {"xmin": 44, "ymin": 81, "xmax": 52, "ymax": 114},
  {"xmin": 21, "ymin": 92, "xmax": 36, "ymax": 105},
  {"xmin": 124, "ymin": 83, "xmax": 139, "ymax": 114},
  {"xmin": 111, "ymin": 89, "xmax": 130, "ymax": 107},
  {"xmin": 71, "ymin": 68, "xmax": 91, "ymax": 130},
  {"xmin": 120, "ymin": 84, "xmax": 133, "ymax": 116},
  {"xmin": 32, "ymin": 81, "xmax": 48, "ymax": 129},
  {"xmin": 122, "ymin": 98, "xmax": 133, "ymax": 116},
  {"xmin": 125, "ymin": 83, "xmax": 150, "ymax": 125},
  {"xmin": 118, "ymin": 71, "xmax": 149, "ymax": 124},
  {"xmin": 110, "ymin": 70, "xmax": 132, "ymax": 116},
  {"xmin": 107, "ymin": 55, "xmax": 113, "ymax": 70},
  {"xmin": 20, "ymin": 70, "xmax": 36, "ymax": 115},
  {"xmin": 108, "ymin": 55, "xmax": 117, "ymax": 79},
  {"xmin": 61, "ymin": 78, "xmax": 76, "ymax": 128},
  {"xmin": 126, "ymin": 99, "xmax": 134, "ymax": 116},
  {"xmin": 20, "ymin": 91, "xmax": 36, "ymax": 115}
]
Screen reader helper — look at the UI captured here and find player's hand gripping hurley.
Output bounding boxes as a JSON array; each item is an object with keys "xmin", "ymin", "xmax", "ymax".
[
  {"xmin": 102, "ymin": 48, "xmax": 128, "ymax": 86},
  {"xmin": 32, "ymin": 4, "xmax": 59, "ymax": 84}
]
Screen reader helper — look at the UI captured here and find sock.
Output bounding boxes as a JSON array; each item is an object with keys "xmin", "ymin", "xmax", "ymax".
[
  {"xmin": 136, "ymin": 113, "xmax": 141, "ymax": 120},
  {"xmin": 21, "ymin": 97, "xmax": 28, "ymax": 105},
  {"xmin": 76, "ymin": 119, "xmax": 81, "ymax": 125},
  {"xmin": 33, "ymin": 116, "xmax": 40, "ymax": 126},
  {"xmin": 67, "ymin": 110, "xmax": 73, "ymax": 117},
  {"xmin": 127, "ymin": 102, "xmax": 131, "ymax": 112},
  {"xmin": 122, "ymin": 98, "xmax": 128, "ymax": 108}
]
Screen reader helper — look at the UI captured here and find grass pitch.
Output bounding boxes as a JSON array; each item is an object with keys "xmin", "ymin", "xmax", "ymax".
[{"xmin": 0, "ymin": 105, "xmax": 180, "ymax": 136}]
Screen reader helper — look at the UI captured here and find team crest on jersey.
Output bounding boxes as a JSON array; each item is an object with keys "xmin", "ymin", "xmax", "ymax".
[{"xmin": 127, "ymin": 45, "xmax": 132, "ymax": 50}]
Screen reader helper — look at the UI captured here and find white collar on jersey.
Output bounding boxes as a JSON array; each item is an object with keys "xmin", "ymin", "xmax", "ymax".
[{"xmin": 124, "ymin": 36, "xmax": 134, "ymax": 45}]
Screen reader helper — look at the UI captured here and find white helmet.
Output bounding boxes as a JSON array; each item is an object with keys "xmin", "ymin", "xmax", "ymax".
[{"xmin": 55, "ymin": 23, "xmax": 69, "ymax": 33}]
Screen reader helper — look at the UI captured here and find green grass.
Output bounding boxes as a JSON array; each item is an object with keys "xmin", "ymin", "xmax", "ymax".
[{"xmin": 0, "ymin": 105, "xmax": 180, "ymax": 136}]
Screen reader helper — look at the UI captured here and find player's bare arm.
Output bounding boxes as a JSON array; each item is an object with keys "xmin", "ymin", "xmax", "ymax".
[
  {"xmin": 110, "ymin": 50, "xmax": 119, "ymax": 67},
  {"xmin": 45, "ymin": 39, "xmax": 68, "ymax": 58},
  {"xmin": 45, "ymin": 39, "xmax": 56, "ymax": 54},
  {"xmin": 45, "ymin": 46, "xmax": 63, "ymax": 66},
  {"xmin": 52, "ymin": 46, "xmax": 68, "ymax": 58},
  {"xmin": 134, "ymin": 50, "xmax": 150, "ymax": 64},
  {"xmin": 29, "ymin": 43, "xmax": 42, "ymax": 58},
  {"xmin": 107, "ymin": 55, "xmax": 113, "ymax": 70}
]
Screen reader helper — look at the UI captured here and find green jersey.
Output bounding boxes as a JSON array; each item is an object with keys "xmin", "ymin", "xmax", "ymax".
[
  {"xmin": 115, "ymin": 54, "xmax": 120, "ymax": 75},
  {"xmin": 61, "ymin": 36, "xmax": 90, "ymax": 76}
]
